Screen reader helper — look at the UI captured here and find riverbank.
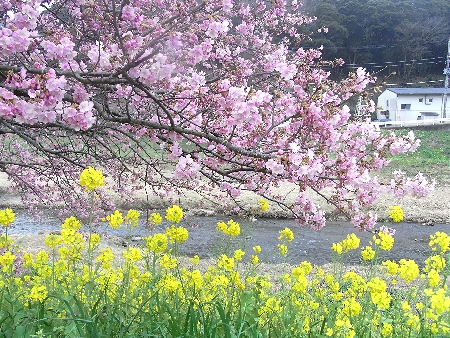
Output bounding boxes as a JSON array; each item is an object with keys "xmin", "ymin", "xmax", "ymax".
[
  {"xmin": 1, "ymin": 172, "xmax": 449, "ymax": 224},
  {"xmin": 2, "ymin": 171, "xmax": 449, "ymax": 274}
]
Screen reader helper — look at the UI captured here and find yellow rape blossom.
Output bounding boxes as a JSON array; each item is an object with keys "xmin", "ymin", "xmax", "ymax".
[
  {"xmin": 258, "ymin": 297, "xmax": 282, "ymax": 317},
  {"xmin": 45, "ymin": 234, "xmax": 62, "ymax": 248},
  {"xmin": 88, "ymin": 233, "xmax": 101, "ymax": 249},
  {"xmin": 0, "ymin": 251, "xmax": 15, "ymax": 271},
  {"xmin": 96, "ymin": 248, "xmax": 114, "ymax": 269},
  {"xmin": 61, "ymin": 216, "xmax": 82, "ymax": 231},
  {"xmin": 124, "ymin": 209, "xmax": 140, "ymax": 227},
  {"xmin": 159, "ymin": 254, "xmax": 177, "ymax": 269},
  {"xmin": 374, "ymin": 233, "xmax": 394, "ymax": 251},
  {"xmin": 165, "ymin": 205, "xmax": 184, "ymax": 223},
  {"xmin": 0, "ymin": 208, "xmax": 15, "ymax": 227},
  {"xmin": 258, "ymin": 199, "xmax": 269, "ymax": 211},
  {"xmin": 342, "ymin": 298, "xmax": 362, "ymax": 317},
  {"xmin": 123, "ymin": 247, "xmax": 143, "ymax": 262},
  {"xmin": 217, "ymin": 254, "xmax": 235, "ymax": 271},
  {"xmin": 361, "ymin": 246, "xmax": 376, "ymax": 261},
  {"xmin": 0, "ymin": 234, "xmax": 13, "ymax": 249},
  {"xmin": 332, "ymin": 233, "xmax": 360, "ymax": 254},
  {"xmin": 429, "ymin": 231, "xmax": 450, "ymax": 253},
  {"xmin": 145, "ymin": 233, "xmax": 168, "ymax": 253},
  {"xmin": 79, "ymin": 167, "xmax": 104, "ymax": 191},
  {"xmin": 278, "ymin": 243, "xmax": 288, "ymax": 256},
  {"xmin": 278, "ymin": 227, "xmax": 294, "ymax": 242},
  {"xmin": 28, "ymin": 284, "xmax": 48, "ymax": 303},
  {"xmin": 233, "ymin": 249, "xmax": 245, "ymax": 261},
  {"xmin": 427, "ymin": 269, "xmax": 441, "ymax": 287},
  {"xmin": 148, "ymin": 212, "xmax": 162, "ymax": 225},
  {"xmin": 332, "ymin": 242, "xmax": 343, "ymax": 255},
  {"xmin": 190, "ymin": 255, "xmax": 200, "ymax": 265},
  {"xmin": 381, "ymin": 323, "xmax": 393, "ymax": 337},
  {"xmin": 165, "ymin": 225, "xmax": 188, "ymax": 244},
  {"xmin": 388, "ymin": 205, "xmax": 404, "ymax": 223},
  {"xmin": 398, "ymin": 259, "xmax": 420, "ymax": 283},
  {"xmin": 426, "ymin": 288, "xmax": 450, "ymax": 315},
  {"xmin": 216, "ymin": 219, "xmax": 241, "ymax": 237},
  {"xmin": 104, "ymin": 210, "xmax": 123, "ymax": 229},
  {"xmin": 250, "ymin": 255, "xmax": 259, "ymax": 265},
  {"xmin": 424, "ymin": 254, "xmax": 446, "ymax": 272}
]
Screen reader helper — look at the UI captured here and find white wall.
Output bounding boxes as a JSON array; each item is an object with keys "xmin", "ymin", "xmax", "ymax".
[
  {"xmin": 377, "ymin": 90, "xmax": 444, "ymax": 121},
  {"xmin": 376, "ymin": 90, "xmax": 397, "ymax": 119},
  {"xmin": 395, "ymin": 94, "xmax": 442, "ymax": 121}
]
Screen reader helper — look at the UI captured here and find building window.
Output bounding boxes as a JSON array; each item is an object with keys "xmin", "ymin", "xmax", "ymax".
[
  {"xmin": 386, "ymin": 100, "xmax": 389, "ymax": 108},
  {"xmin": 401, "ymin": 104, "xmax": 411, "ymax": 110},
  {"xmin": 419, "ymin": 98, "xmax": 423, "ymax": 103},
  {"xmin": 428, "ymin": 98, "xmax": 433, "ymax": 103}
]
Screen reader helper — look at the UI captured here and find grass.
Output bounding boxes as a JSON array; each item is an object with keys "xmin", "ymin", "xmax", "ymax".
[{"xmin": 380, "ymin": 129, "xmax": 450, "ymax": 184}]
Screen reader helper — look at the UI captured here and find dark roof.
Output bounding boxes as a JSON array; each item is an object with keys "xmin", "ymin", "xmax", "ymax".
[{"xmin": 387, "ymin": 88, "xmax": 447, "ymax": 95}]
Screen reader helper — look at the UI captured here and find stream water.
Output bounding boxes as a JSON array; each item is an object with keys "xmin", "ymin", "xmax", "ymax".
[{"xmin": 7, "ymin": 210, "xmax": 449, "ymax": 266}]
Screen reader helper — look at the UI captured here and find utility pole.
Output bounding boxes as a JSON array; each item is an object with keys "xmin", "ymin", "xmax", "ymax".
[{"xmin": 443, "ymin": 39, "xmax": 450, "ymax": 118}]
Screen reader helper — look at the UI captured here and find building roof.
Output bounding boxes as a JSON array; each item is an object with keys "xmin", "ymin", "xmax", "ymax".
[{"xmin": 387, "ymin": 88, "xmax": 447, "ymax": 95}]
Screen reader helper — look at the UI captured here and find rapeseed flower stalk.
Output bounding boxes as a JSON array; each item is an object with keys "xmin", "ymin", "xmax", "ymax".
[
  {"xmin": 79, "ymin": 167, "xmax": 104, "ymax": 191},
  {"xmin": 277, "ymin": 227, "xmax": 294, "ymax": 258},
  {"xmin": 388, "ymin": 205, "xmax": 404, "ymax": 223}
]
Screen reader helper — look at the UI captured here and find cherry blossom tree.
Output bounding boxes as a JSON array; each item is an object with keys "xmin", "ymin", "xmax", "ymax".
[{"xmin": 0, "ymin": 0, "xmax": 434, "ymax": 230}]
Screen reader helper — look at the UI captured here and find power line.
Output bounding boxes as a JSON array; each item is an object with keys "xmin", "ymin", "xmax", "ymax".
[
  {"xmin": 321, "ymin": 57, "xmax": 445, "ymax": 70},
  {"xmin": 385, "ymin": 80, "xmax": 444, "ymax": 86}
]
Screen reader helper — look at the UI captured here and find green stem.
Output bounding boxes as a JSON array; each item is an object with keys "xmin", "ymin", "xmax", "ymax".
[
  {"xmin": 87, "ymin": 190, "xmax": 95, "ymax": 280},
  {"xmin": 4, "ymin": 226, "xmax": 9, "ymax": 251}
]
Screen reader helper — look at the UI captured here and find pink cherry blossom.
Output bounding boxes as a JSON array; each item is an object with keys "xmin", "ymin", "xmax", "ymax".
[{"xmin": 0, "ymin": 0, "xmax": 435, "ymax": 230}]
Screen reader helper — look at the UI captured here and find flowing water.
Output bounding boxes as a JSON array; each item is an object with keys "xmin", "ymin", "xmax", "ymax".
[{"xmin": 7, "ymin": 210, "xmax": 449, "ymax": 266}]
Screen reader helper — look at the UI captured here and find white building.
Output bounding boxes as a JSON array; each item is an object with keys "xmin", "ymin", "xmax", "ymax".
[{"xmin": 376, "ymin": 88, "xmax": 447, "ymax": 121}]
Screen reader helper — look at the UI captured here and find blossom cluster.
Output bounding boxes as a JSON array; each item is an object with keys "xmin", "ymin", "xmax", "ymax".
[{"xmin": 0, "ymin": 0, "xmax": 436, "ymax": 233}]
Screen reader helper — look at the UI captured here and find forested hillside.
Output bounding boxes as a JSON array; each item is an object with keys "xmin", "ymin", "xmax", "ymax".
[{"xmin": 300, "ymin": 0, "xmax": 450, "ymax": 84}]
